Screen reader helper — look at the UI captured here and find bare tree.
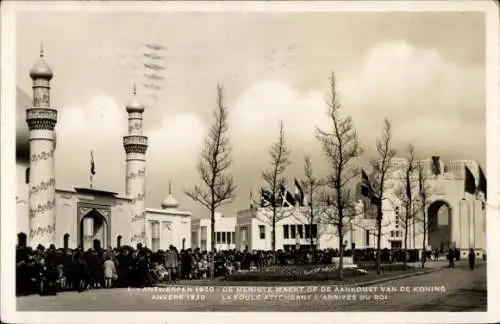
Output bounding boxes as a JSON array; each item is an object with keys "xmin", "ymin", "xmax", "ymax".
[
  {"xmin": 371, "ymin": 119, "xmax": 396, "ymax": 275},
  {"xmin": 261, "ymin": 121, "xmax": 291, "ymax": 263},
  {"xmin": 299, "ymin": 157, "xmax": 326, "ymax": 260},
  {"xmin": 417, "ymin": 161, "xmax": 433, "ymax": 268},
  {"xmin": 316, "ymin": 72, "xmax": 363, "ymax": 280},
  {"xmin": 391, "ymin": 144, "xmax": 416, "ymax": 268},
  {"xmin": 185, "ymin": 84, "xmax": 236, "ymax": 279}
]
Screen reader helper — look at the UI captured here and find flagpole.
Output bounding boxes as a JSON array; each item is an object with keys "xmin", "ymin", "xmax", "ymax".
[{"xmin": 90, "ymin": 150, "xmax": 95, "ymax": 189}]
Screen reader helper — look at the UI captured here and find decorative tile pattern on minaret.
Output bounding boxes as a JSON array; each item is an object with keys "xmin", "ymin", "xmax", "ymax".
[
  {"xmin": 123, "ymin": 83, "xmax": 148, "ymax": 246},
  {"xmin": 26, "ymin": 45, "xmax": 57, "ymax": 247}
]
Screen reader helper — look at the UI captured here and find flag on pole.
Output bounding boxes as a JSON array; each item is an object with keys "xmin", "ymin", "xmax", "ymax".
[
  {"xmin": 431, "ymin": 156, "xmax": 441, "ymax": 176},
  {"xmin": 90, "ymin": 151, "xmax": 96, "ymax": 176},
  {"xmin": 260, "ymin": 188, "xmax": 273, "ymax": 207},
  {"xmin": 294, "ymin": 178, "xmax": 304, "ymax": 206},
  {"xmin": 280, "ymin": 185, "xmax": 296, "ymax": 207},
  {"xmin": 464, "ymin": 165, "xmax": 476, "ymax": 195},
  {"xmin": 477, "ymin": 166, "xmax": 487, "ymax": 200},
  {"xmin": 360, "ymin": 169, "xmax": 381, "ymax": 206},
  {"xmin": 360, "ymin": 169, "xmax": 373, "ymax": 197}
]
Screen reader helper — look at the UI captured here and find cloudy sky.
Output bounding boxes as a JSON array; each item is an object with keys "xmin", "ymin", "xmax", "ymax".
[{"xmin": 15, "ymin": 10, "xmax": 486, "ymax": 219}]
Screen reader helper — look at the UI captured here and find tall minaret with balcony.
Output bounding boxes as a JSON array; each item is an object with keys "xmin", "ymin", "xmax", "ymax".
[
  {"xmin": 26, "ymin": 46, "xmax": 57, "ymax": 247},
  {"xmin": 123, "ymin": 84, "xmax": 148, "ymax": 246}
]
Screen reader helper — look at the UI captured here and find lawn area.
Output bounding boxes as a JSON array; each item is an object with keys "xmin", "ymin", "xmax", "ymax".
[{"xmin": 222, "ymin": 263, "xmax": 429, "ymax": 285}]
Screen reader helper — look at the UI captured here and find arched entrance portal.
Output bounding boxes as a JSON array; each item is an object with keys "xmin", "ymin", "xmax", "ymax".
[
  {"xmin": 80, "ymin": 209, "xmax": 109, "ymax": 250},
  {"xmin": 427, "ymin": 200, "xmax": 452, "ymax": 252}
]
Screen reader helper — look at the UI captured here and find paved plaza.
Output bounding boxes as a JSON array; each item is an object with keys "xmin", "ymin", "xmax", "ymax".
[{"xmin": 17, "ymin": 262, "xmax": 486, "ymax": 312}]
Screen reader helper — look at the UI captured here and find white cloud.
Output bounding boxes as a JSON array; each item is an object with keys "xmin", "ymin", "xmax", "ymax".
[
  {"xmin": 229, "ymin": 80, "xmax": 327, "ymax": 160},
  {"xmin": 338, "ymin": 41, "xmax": 484, "ymax": 158},
  {"xmin": 54, "ymin": 94, "xmax": 127, "ymax": 191},
  {"xmin": 147, "ymin": 113, "xmax": 206, "ymax": 173}
]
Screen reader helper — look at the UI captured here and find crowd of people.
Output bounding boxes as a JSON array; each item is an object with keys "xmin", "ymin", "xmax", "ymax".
[{"xmin": 16, "ymin": 243, "xmax": 476, "ymax": 297}]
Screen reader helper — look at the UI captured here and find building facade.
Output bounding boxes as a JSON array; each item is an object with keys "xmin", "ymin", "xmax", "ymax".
[
  {"xmin": 16, "ymin": 49, "xmax": 192, "ymax": 251},
  {"xmin": 235, "ymin": 157, "xmax": 486, "ymax": 258},
  {"xmin": 191, "ymin": 213, "xmax": 236, "ymax": 251}
]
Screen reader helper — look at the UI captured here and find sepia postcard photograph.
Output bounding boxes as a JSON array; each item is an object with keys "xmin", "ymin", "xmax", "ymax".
[{"xmin": 1, "ymin": 1, "xmax": 499, "ymax": 323}]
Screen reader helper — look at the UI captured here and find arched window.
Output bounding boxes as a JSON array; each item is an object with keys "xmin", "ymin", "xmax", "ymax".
[
  {"xmin": 25, "ymin": 168, "xmax": 30, "ymax": 184},
  {"xmin": 117, "ymin": 235, "xmax": 122, "ymax": 248},
  {"xmin": 63, "ymin": 233, "xmax": 69, "ymax": 249},
  {"xmin": 17, "ymin": 232, "xmax": 27, "ymax": 248}
]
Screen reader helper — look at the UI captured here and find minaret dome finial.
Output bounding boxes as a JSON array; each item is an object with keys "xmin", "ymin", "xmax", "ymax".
[
  {"xmin": 126, "ymin": 81, "xmax": 144, "ymax": 113},
  {"xmin": 169, "ymin": 182, "xmax": 172, "ymax": 195},
  {"xmin": 40, "ymin": 42, "xmax": 44, "ymax": 58}
]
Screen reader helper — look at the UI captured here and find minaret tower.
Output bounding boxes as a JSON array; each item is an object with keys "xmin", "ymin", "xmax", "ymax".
[
  {"xmin": 123, "ymin": 83, "xmax": 148, "ymax": 246},
  {"xmin": 26, "ymin": 45, "xmax": 57, "ymax": 247}
]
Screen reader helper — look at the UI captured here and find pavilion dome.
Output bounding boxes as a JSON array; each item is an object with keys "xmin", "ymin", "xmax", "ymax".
[{"xmin": 161, "ymin": 194, "xmax": 179, "ymax": 210}]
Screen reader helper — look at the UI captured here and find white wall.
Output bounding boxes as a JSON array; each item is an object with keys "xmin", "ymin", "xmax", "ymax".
[
  {"xmin": 111, "ymin": 198, "xmax": 133, "ymax": 248},
  {"xmin": 146, "ymin": 208, "xmax": 192, "ymax": 251},
  {"xmin": 16, "ymin": 161, "xmax": 30, "ymax": 236},
  {"xmin": 54, "ymin": 191, "xmax": 78, "ymax": 248},
  {"xmin": 191, "ymin": 213, "xmax": 236, "ymax": 251}
]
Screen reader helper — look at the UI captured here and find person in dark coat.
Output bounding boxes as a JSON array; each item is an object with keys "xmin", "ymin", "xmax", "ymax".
[
  {"xmin": 447, "ymin": 249, "xmax": 455, "ymax": 268},
  {"xmin": 37, "ymin": 258, "xmax": 59, "ymax": 296},
  {"xmin": 134, "ymin": 243, "xmax": 150, "ymax": 287},
  {"xmin": 468, "ymin": 248, "xmax": 476, "ymax": 270},
  {"xmin": 181, "ymin": 250, "xmax": 192, "ymax": 279}
]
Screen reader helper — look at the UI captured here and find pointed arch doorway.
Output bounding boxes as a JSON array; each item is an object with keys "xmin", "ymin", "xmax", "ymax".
[{"xmin": 78, "ymin": 208, "xmax": 110, "ymax": 250}]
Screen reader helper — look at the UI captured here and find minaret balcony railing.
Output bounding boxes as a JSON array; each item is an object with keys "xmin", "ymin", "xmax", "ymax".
[
  {"xmin": 26, "ymin": 108, "xmax": 58, "ymax": 131},
  {"xmin": 123, "ymin": 135, "xmax": 148, "ymax": 154}
]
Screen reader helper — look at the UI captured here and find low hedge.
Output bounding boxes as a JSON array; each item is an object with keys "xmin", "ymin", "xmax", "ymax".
[{"xmin": 225, "ymin": 263, "xmax": 415, "ymax": 282}]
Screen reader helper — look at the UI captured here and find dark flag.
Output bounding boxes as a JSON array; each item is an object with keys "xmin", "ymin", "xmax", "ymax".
[
  {"xmin": 260, "ymin": 188, "xmax": 273, "ymax": 207},
  {"xmin": 90, "ymin": 151, "xmax": 96, "ymax": 176},
  {"xmin": 431, "ymin": 156, "xmax": 441, "ymax": 176},
  {"xmin": 294, "ymin": 178, "xmax": 304, "ymax": 206},
  {"xmin": 464, "ymin": 165, "xmax": 476, "ymax": 194},
  {"xmin": 280, "ymin": 185, "xmax": 296, "ymax": 207},
  {"xmin": 418, "ymin": 164, "xmax": 424, "ymax": 194},
  {"xmin": 361, "ymin": 169, "xmax": 373, "ymax": 197},
  {"xmin": 361, "ymin": 169, "xmax": 381, "ymax": 206},
  {"xmin": 477, "ymin": 166, "xmax": 487, "ymax": 200}
]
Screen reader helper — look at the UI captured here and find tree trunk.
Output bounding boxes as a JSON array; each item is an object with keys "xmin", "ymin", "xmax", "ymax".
[
  {"xmin": 272, "ymin": 206, "xmax": 276, "ymax": 265},
  {"xmin": 376, "ymin": 206, "xmax": 382, "ymax": 275},
  {"xmin": 210, "ymin": 208, "xmax": 215, "ymax": 280},
  {"xmin": 310, "ymin": 205, "xmax": 315, "ymax": 262},
  {"xmin": 403, "ymin": 222, "xmax": 408, "ymax": 268},
  {"xmin": 338, "ymin": 225, "xmax": 344, "ymax": 280},
  {"xmin": 421, "ymin": 207, "xmax": 427, "ymax": 269},
  {"xmin": 403, "ymin": 203, "xmax": 410, "ymax": 268}
]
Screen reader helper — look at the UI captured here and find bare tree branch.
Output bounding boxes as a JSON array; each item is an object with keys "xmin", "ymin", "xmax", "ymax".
[
  {"xmin": 371, "ymin": 118, "xmax": 397, "ymax": 275},
  {"xmin": 259, "ymin": 121, "xmax": 291, "ymax": 263},
  {"xmin": 184, "ymin": 84, "xmax": 236, "ymax": 278},
  {"xmin": 316, "ymin": 72, "xmax": 363, "ymax": 280}
]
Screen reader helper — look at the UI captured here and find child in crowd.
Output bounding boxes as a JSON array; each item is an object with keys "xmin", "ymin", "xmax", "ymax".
[{"xmin": 103, "ymin": 256, "xmax": 117, "ymax": 288}]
